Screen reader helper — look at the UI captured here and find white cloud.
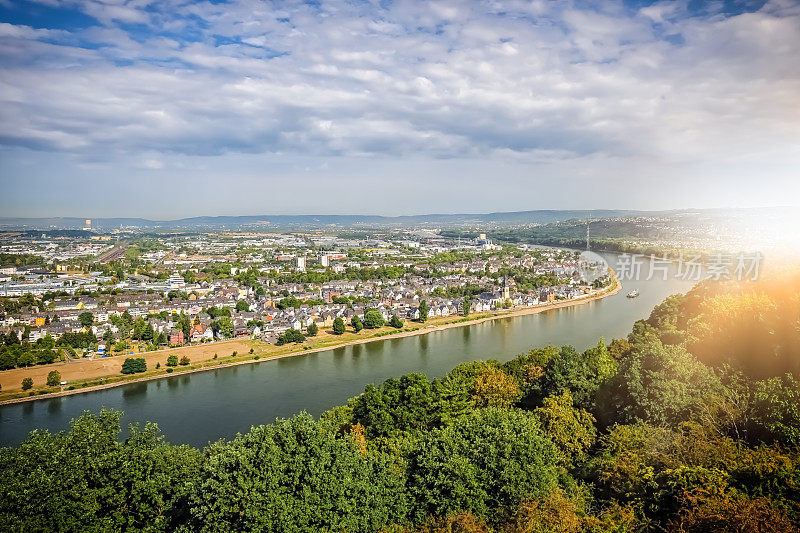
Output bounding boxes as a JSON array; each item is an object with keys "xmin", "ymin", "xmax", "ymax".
[{"xmin": 0, "ymin": 0, "xmax": 798, "ymax": 174}]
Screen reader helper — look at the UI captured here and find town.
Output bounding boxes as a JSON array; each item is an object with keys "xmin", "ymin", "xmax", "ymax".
[{"xmin": 0, "ymin": 227, "xmax": 611, "ymax": 367}]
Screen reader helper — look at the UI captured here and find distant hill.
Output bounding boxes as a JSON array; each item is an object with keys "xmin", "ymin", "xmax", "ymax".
[
  {"xmin": 1, "ymin": 207, "xmax": 791, "ymax": 231},
  {"xmin": 0, "ymin": 210, "xmax": 654, "ymax": 230}
]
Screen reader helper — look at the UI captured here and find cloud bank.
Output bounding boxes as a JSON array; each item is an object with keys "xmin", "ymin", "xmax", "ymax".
[{"xmin": 1, "ymin": 0, "xmax": 799, "ymax": 216}]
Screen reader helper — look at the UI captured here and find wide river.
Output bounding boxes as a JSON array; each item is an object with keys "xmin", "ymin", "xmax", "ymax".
[{"xmin": 0, "ymin": 253, "xmax": 694, "ymax": 447}]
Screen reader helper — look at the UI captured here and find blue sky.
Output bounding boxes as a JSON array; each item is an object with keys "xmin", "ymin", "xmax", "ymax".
[{"xmin": 1, "ymin": 0, "xmax": 798, "ymax": 218}]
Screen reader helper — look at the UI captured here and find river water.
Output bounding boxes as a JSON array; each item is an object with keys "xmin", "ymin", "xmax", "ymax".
[{"xmin": 0, "ymin": 253, "xmax": 694, "ymax": 447}]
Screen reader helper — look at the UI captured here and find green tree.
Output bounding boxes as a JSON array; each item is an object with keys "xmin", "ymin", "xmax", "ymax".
[
  {"xmin": 752, "ymin": 374, "xmax": 800, "ymax": 446},
  {"xmin": 166, "ymin": 355, "xmax": 178, "ymax": 367},
  {"xmin": 188, "ymin": 413, "xmax": 407, "ymax": 532},
  {"xmin": 418, "ymin": 300, "xmax": 429, "ymax": 322},
  {"xmin": 78, "ymin": 311, "xmax": 94, "ymax": 328},
  {"xmin": 18, "ymin": 351, "xmax": 35, "ymax": 367},
  {"xmin": 276, "ymin": 329, "xmax": 305, "ymax": 346},
  {"xmin": 351, "ymin": 316, "xmax": 363, "ymax": 333},
  {"xmin": 46, "ymin": 370, "xmax": 61, "ymax": 387},
  {"xmin": 332, "ymin": 317, "xmax": 345, "ymax": 335},
  {"xmin": 211, "ymin": 317, "xmax": 234, "ymax": 339},
  {"xmin": 406, "ymin": 407, "xmax": 559, "ymax": 523},
  {"xmin": 363, "ymin": 309, "xmax": 385, "ymax": 329},
  {"xmin": 351, "ymin": 373, "xmax": 440, "ymax": 439},
  {"xmin": 177, "ymin": 312, "xmax": 191, "ymax": 339},
  {"xmin": 470, "ymin": 366, "xmax": 522, "ymax": 408},
  {"xmin": 462, "ymin": 295, "xmax": 471, "ymax": 316},
  {"xmin": 307, "ymin": 322, "xmax": 319, "ymax": 336},
  {"xmin": 608, "ymin": 338, "xmax": 722, "ymax": 426},
  {"xmin": 121, "ymin": 357, "xmax": 147, "ymax": 374},
  {"xmin": 533, "ymin": 390, "xmax": 597, "ymax": 466},
  {"xmin": 21, "ymin": 377, "xmax": 33, "ymax": 390},
  {"xmin": 0, "ymin": 410, "xmax": 203, "ymax": 532},
  {"xmin": 235, "ymin": 300, "xmax": 250, "ymax": 312},
  {"xmin": 388, "ymin": 315, "xmax": 404, "ymax": 329}
]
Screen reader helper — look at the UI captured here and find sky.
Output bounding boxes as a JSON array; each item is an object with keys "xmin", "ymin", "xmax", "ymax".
[{"xmin": 0, "ymin": 0, "xmax": 799, "ymax": 219}]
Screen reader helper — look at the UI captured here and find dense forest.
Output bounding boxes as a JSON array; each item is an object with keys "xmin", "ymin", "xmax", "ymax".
[{"xmin": 1, "ymin": 270, "xmax": 799, "ymax": 532}]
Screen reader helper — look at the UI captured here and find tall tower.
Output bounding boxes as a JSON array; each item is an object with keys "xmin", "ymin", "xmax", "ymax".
[{"xmin": 586, "ymin": 212, "xmax": 591, "ymax": 251}]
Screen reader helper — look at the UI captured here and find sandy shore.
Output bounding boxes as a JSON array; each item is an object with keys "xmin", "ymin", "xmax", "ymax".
[{"xmin": 0, "ymin": 277, "xmax": 620, "ymax": 406}]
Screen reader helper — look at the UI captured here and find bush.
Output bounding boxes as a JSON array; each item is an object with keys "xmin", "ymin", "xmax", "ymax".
[
  {"xmin": 249, "ymin": 347, "xmax": 254, "ymax": 354},
  {"xmin": 213, "ymin": 353, "xmax": 218, "ymax": 359},
  {"xmin": 121, "ymin": 358, "xmax": 146, "ymax": 375},
  {"xmin": 22, "ymin": 377, "xmax": 33, "ymax": 390},
  {"xmin": 389, "ymin": 315, "xmax": 404, "ymax": 329},
  {"xmin": 166, "ymin": 355, "xmax": 178, "ymax": 367},
  {"xmin": 156, "ymin": 362, "xmax": 161, "ymax": 369},
  {"xmin": 232, "ymin": 351, "xmax": 238, "ymax": 357},
  {"xmin": 179, "ymin": 356, "xmax": 190, "ymax": 366},
  {"xmin": 166, "ymin": 368, "xmax": 173, "ymax": 373},
  {"xmin": 46, "ymin": 370, "xmax": 61, "ymax": 387}
]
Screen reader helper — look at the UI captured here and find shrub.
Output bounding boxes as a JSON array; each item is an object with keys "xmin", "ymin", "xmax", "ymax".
[
  {"xmin": 166, "ymin": 368, "xmax": 173, "ymax": 373},
  {"xmin": 166, "ymin": 355, "xmax": 178, "ymax": 367},
  {"xmin": 179, "ymin": 356, "xmax": 190, "ymax": 366},
  {"xmin": 249, "ymin": 347, "xmax": 254, "ymax": 354},
  {"xmin": 22, "ymin": 377, "xmax": 33, "ymax": 390}
]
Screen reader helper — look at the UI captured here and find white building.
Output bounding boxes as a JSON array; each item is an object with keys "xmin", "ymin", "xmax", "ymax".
[{"xmin": 168, "ymin": 272, "xmax": 186, "ymax": 289}]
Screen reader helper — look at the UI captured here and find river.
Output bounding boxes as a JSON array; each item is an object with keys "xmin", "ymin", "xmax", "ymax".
[{"xmin": 0, "ymin": 252, "xmax": 695, "ymax": 447}]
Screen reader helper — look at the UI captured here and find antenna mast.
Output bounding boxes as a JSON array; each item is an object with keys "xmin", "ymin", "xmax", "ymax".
[{"xmin": 586, "ymin": 212, "xmax": 591, "ymax": 251}]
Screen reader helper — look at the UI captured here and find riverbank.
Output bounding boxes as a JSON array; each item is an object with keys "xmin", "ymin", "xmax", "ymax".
[{"xmin": 0, "ymin": 276, "xmax": 620, "ymax": 406}]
